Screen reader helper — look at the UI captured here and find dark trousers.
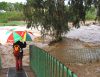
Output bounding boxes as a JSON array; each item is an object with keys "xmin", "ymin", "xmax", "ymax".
[{"xmin": 15, "ymin": 56, "xmax": 22, "ymax": 70}]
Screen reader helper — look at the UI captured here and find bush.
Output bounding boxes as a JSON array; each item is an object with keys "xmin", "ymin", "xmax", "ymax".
[
  {"xmin": 0, "ymin": 18, "xmax": 8, "ymax": 23},
  {"xmin": 0, "ymin": 11, "xmax": 26, "ymax": 21},
  {"xmin": 85, "ymin": 12, "xmax": 96, "ymax": 20}
]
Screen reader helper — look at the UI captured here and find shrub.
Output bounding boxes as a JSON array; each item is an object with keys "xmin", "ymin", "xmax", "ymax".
[
  {"xmin": 85, "ymin": 12, "xmax": 96, "ymax": 20},
  {"xmin": 0, "ymin": 18, "xmax": 8, "ymax": 23},
  {"xmin": 0, "ymin": 11, "xmax": 26, "ymax": 21}
]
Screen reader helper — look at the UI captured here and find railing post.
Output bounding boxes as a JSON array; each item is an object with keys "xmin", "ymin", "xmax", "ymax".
[
  {"xmin": 62, "ymin": 64, "xmax": 64, "ymax": 77},
  {"xmin": 41, "ymin": 50, "xmax": 45, "ymax": 77},
  {"xmin": 50, "ymin": 55, "xmax": 52, "ymax": 77},
  {"xmin": 66, "ymin": 67, "xmax": 69, "ymax": 77},
  {"xmin": 55, "ymin": 59, "xmax": 57, "ymax": 77},
  {"xmin": 45, "ymin": 52, "xmax": 47, "ymax": 77},
  {"xmin": 48, "ymin": 54, "xmax": 51, "ymax": 77},
  {"xmin": 47, "ymin": 54, "xmax": 49, "ymax": 75},
  {"xmin": 71, "ymin": 72, "xmax": 73, "ymax": 77},
  {"xmin": 0, "ymin": 48, "xmax": 1, "ymax": 69},
  {"xmin": 52, "ymin": 57, "xmax": 55, "ymax": 77},
  {"xmin": 58, "ymin": 62, "xmax": 61, "ymax": 77},
  {"xmin": 36, "ymin": 47, "xmax": 38, "ymax": 76},
  {"xmin": 38, "ymin": 48, "xmax": 40, "ymax": 77}
]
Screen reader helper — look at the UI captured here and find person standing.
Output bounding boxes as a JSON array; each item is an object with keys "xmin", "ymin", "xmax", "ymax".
[{"xmin": 13, "ymin": 41, "xmax": 26, "ymax": 70}]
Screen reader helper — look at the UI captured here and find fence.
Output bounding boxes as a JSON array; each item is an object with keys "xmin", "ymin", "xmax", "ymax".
[
  {"xmin": 30, "ymin": 45, "xmax": 77, "ymax": 77},
  {"xmin": 49, "ymin": 47, "xmax": 100, "ymax": 63},
  {"xmin": 0, "ymin": 50, "xmax": 1, "ymax": 69}
]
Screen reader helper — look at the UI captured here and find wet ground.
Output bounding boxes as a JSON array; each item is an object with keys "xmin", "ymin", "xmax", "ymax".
[{"xmin": 0, "ymin": 66, "xmax": 36, "ymax": 77}]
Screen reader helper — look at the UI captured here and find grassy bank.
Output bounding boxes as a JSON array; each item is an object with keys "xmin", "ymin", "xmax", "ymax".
[
  {"xmin": 0, "ymin": 11, "xmax": 96, "ymax": 26},
  {"xmin": 0, "ymin": 21, "xmax": 26, "ymax": 26},
  {"xmin": 0, "ymin": 11, "xmax": 25, "ymax": 21},
  {"xmin": 0, "ymin": 11, "xmax": 26, "ymax": 26}
]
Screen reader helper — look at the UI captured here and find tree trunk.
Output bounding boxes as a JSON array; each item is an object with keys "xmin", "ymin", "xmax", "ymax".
[
  {"xmin": 56, "ymin": 30, "xmax": 62, "ymax": 42},
  {"xmin": 48, "ymin": 30, "xmax": 62, "ymax": 46}
]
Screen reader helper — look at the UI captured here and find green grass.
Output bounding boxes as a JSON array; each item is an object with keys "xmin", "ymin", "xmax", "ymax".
[
  {"xmin": 85, "ymin": 12, "xmax": 97, "ymax": 20},
  {"xmin": 0, "ymin": 21, "xmax": 26, "ymax": 26},
  {"xmin": 0, "ymin": 11, "xmax": 25, "ymax": 21},
  {"xmin": 0, "ymin": 11, "xmax": 97, "ymax": 26},
  {"xmin": 0, "ymin": 11, "xmax": 26, "ymax": 26}
]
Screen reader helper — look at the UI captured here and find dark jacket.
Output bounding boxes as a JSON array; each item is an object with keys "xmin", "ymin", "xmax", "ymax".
[{"xmin": 13, "ymin": 41, "xmax": 26, "ymax": 57}]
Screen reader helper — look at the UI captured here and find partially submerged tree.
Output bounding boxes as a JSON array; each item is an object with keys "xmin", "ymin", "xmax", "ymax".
[{"xmin": 23, "ymin": 0, "xmax": 100, "ymax": 45}]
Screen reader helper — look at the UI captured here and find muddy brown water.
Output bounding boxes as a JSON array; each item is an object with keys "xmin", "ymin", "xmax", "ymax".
[
  {"xmin": 40, "ymin": 37, "xmax": 100, "ymax": 77},
  {"xmin": 0, "ymin": 36, "xmax": 100, "ymax": 77}
]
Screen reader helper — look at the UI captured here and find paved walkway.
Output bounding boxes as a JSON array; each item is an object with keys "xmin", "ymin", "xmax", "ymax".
[{"xmin": 0, "ymin": 66, "xmax": 36, "ymax": 77}]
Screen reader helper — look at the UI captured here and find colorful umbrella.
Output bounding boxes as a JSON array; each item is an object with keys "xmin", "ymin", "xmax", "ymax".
[
  {"xmin": 21, "ymin": 31, "xmax": 35, "ymax": 41},
  {"xmin": 5, "ymin": 28, "xmax": 25, "ymax": 43}
]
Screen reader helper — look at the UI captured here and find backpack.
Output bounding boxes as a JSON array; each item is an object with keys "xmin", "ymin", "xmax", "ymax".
[{"xmin": 14, "ymin": 44, "xmax": 20, "ymax": 56}]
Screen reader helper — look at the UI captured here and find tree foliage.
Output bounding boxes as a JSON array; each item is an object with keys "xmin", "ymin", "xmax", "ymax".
[
  {"xmin": 0, "ymin": 2, "xmax": 7, "ymax": 10},
  {"xmin": 0, "ymin": 2, "xmax": 24, "ymax": 11},
  {"xmin": 23, "ymin": 0, "xmax": 100, "ymax": 44}
]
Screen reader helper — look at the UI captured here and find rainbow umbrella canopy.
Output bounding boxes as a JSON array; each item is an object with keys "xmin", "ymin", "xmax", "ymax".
[
  {"xmin": 21, "ymin": 31, "xmax": 35, "ymax": 42},
  {"xmin": 5, "ymin": 28, "xmax": 25, "ymax": 43}
]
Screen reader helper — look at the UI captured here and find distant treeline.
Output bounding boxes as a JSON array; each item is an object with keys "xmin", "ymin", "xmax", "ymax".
[
  {"xmin": 0, "ymin": 2, "xmax": 24, "ymax": 11},
  {"xmin": 0, "ymin": 1, "xmax": 97, "ymax": 22}
]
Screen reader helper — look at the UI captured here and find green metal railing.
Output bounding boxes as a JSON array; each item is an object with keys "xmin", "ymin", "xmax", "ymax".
[
  {"xmin": 30, "ymin": 45, "xmax": 77, "ymax": 77},
  {"xmin": 49, "ymin": 47, "xmax": 100, "ymax": 63},
  {"xmin": 0, "ymin": 50, "xmax": 1, "ymax": 69}
]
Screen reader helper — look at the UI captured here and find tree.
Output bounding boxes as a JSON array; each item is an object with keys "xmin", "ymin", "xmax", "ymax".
[
  {"xmin": 90, "ymin": 6, "xmax": 95, "ymax": 13},
  {"xmin": 7, "ymin": 3, "xmax": 14, "ymax": 12},
  {"xmin": 18, "ymin": 3, "xmax": 24, "ymax": 11},
  {"xmin": 23, "ymin": 0, "xmax": 100, "ymax": 45},
  {"xmin": 14, "ymin": 2, "xmax": 23, "ymax": 11},
  {"xmin": 0, "ymin": 2, "xmax": 7, "ymax": 10}
]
